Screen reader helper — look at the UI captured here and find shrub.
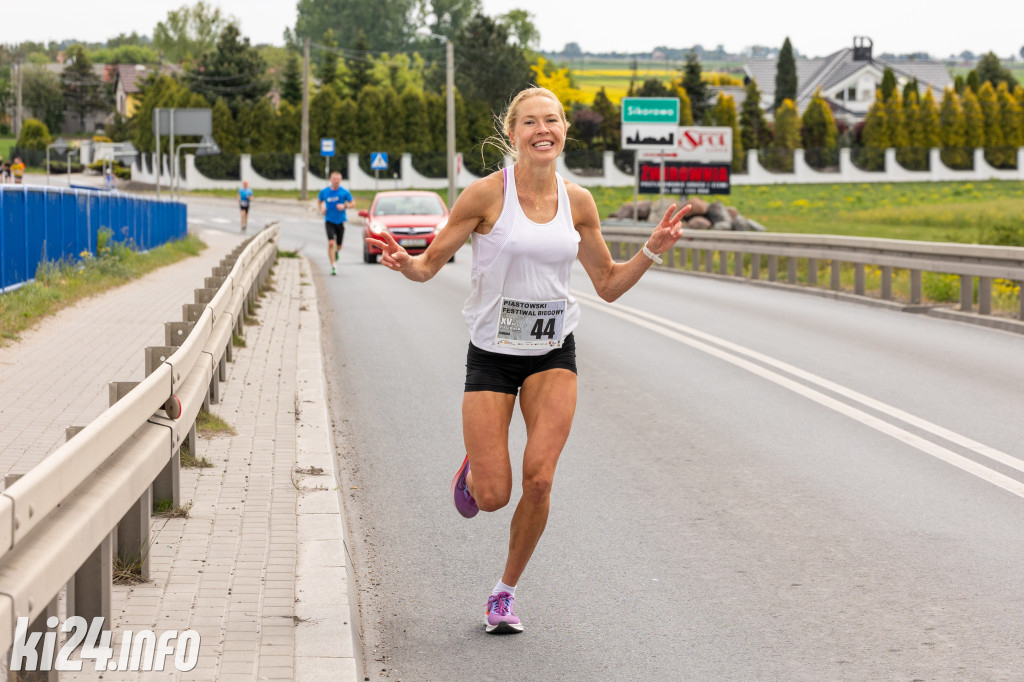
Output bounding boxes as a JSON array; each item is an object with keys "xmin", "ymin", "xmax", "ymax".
[{"xmin": 16, "ymin": 118, "xmax": 51, "ymax": 150}]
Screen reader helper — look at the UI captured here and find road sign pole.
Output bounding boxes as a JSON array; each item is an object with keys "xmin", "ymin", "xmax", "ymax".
[
  {"xmin": 633, "ymin": 156, "xmax": 639, "ymax": 227},
  {"xmin": 374, "ymin": 169, "xmax": 379, "ymax": 192},
  {"xmin": 659, "ymin": 151, "xmax": 665, "ymax": 205}
]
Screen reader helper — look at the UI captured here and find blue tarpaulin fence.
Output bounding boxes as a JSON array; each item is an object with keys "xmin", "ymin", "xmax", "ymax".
[{"xmin": 0, "ymin": 186, "xmax": 187, "ymax": 291}]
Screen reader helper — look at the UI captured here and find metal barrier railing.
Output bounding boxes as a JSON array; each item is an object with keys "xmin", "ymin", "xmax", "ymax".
[
  {"xmin": 0, "ymin": 223, "xmax": 280, "ymax": 665},
  {"xmin": 603, "ymin": 227, "xmax": 1024, "ymax": 331}
]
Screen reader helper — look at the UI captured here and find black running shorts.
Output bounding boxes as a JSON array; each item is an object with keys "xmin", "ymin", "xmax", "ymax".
[
  {"xmin": 465, "ymin": 333, "xmax": 577, "ymax": 395},
  {"xmin": 326, "ymin": 221, "xmax": 345, "ymax": 243}
]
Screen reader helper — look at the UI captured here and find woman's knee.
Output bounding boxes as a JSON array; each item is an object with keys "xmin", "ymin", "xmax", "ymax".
[
  {"xmin": 521, "ymin": 471, "xmax": 554, "ymax": 504},
  {"xmin": 474, "ymin": 482, "xmax": 512, "ymax": 512}
]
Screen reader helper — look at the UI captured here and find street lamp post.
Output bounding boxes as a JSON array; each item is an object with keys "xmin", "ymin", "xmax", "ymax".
[
  {"xmin": 171, "ymin": 136, "xmax": 220, "ymax": 200},
  {"xmin": 420, "ymin": 30, "xmax": 457, "ymax": 208}
]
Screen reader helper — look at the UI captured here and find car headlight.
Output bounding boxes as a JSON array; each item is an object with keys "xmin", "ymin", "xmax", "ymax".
[
  {"xmin": 369, "ymin": 222, "xmax": 385, "ymax": 234},
  {"xmin": 435, "ymin": 218, "xmax": 448, "ymax": 231}
]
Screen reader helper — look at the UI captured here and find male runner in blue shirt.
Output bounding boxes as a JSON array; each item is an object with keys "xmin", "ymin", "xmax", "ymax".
[
  {"xmin": 238, "ymin": 181, "xmax": 253, "ymax": 231},
  {"xmin": 317, "ymin": 171, "xmax": 355, "ymax": 275}
]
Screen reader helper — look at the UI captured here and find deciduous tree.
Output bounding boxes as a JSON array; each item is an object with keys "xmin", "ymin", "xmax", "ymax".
[
  {"xmin": 154, "ymin": 1, "xmax": 232, "ymax": 63},
  {"xmin": 62, "ymin": 44, "xmax": 106, "ymax": 131},
  {"xmin": 712, "ymin": 93, "xmax": 744, "ymax": 170}
]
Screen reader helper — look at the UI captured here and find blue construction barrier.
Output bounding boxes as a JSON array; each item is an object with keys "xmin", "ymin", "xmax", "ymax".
[{"xmin": 0, "ymin": 186, "xmax": 187, "ymax": 291}]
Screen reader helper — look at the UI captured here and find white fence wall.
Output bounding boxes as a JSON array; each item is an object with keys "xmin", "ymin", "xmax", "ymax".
[{"xmin": 132, "ymin": 147, "xmax": 1024, "ymax": 191}]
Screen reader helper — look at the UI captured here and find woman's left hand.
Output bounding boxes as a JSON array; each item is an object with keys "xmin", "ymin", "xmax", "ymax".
[{"xmin": 646, "ymin": 203, "xmax": 691, "ymax": 253}]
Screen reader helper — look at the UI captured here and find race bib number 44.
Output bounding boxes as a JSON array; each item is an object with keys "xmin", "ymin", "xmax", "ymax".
[{"xmin": 495, "ymin": 298, "xmax": 566, "ymax": 348}]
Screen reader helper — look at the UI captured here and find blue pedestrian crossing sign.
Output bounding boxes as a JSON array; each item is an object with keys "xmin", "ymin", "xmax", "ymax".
[{"xmin": 370, "ymin": 152, "xmax": 389, "ymax": 170}]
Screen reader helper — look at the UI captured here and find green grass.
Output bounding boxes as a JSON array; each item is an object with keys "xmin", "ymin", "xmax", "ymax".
[
  {"xmin": 0, "ymin": 232, "xmax": 205, "ymax": 344},
  {"xmin": 592, "ymin": 180, "xmax": 1024, "ymax": 245},
  {"xmin": 196, "ymin": 409, "xmax": 236, "ymax": 437}
]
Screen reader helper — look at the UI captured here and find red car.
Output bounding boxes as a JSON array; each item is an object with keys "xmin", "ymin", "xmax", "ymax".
[{"xmin": 360, "ymin": 190, "xmax": 450, "ymax": 264}]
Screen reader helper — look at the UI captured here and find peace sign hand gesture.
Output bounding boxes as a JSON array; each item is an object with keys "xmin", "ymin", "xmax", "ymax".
[
  {"xmin": 645, "ymin": 203, "xmax": 692, "ymax": 254},
  {"xmin": 366, "ymin": 232, "xmax": 413, "ymax": 272}
]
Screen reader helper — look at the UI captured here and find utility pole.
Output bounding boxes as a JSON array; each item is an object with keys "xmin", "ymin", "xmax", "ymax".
[
  {"xmin": 445, "ymin": 39, "xmax": 456, "ymax": 208},
  {"xmin": 14, "ymin": 61, "xmax": 23, "ymax": 139},
  {"xmin": 300, "ymin": 37, "xmax": 310, "ymax": 200}
]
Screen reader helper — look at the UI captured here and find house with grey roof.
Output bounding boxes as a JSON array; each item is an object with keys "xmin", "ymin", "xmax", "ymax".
[{"xmin": 744, "ymin": 37, "xmax": 954, "ymax": 122}]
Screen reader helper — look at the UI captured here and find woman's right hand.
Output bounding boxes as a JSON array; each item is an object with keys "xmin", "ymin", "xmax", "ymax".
[{"xmin": 366, "ymin": 232, "xmax": 412, "ymax": 272}]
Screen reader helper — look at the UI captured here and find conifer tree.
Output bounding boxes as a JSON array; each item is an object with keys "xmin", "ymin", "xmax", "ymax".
[
  {"xmin": 309, "ymin": 86, "xmax": 340, "ymax": 155},
  {"xmin": 211, "ymin": 97, "xmax": 239, "ymax": 153},
  {"xmin": 917, "ymin": 89, "xmax": 941, "ymax": 165},
  {"xmin": 768, "ymin": 99, "xmax": 799, "ymax": 171},
  {"xmin": 318, "ymin": 30, "xmax": 338, "ymax": 91},
  {"xmin": 355, "ymin": 85, "xmax": 385, "ymax": 154},
  {"xmin": 800, "ymin": 89, "xmax": 837, "ymax": 168},
  {"xmin": 282, "ymin": 52, "xmax": 303, "ymax": 105},
  {"xmin": 901, "ymin": 78, "xmax": 919, "ymax": 105},
  {"xmin": 711, "ymin": 93, "xmax": 744, "ymax": 170},
  {"xmin": 334, "ymin": 98, "xmax": 358, "ymax": 155},
  {"xmin": 977, "ymin": 82, "xmax": 1006, "ymax": 166},
  {"xmin": 960, "ymin": 87, "xmax": 985, "ymax": 155},
  {"xmin": 681, "ymin": 50, "xmax": 710, "ymax": 123},
  {"xmin": 883, "ymin": 91, "xmax": 908, "ymax": 161},
  {"xmin": 345, "ymin": 30, "xmax": 374, "ymax": 95},
  {"xmin": 898, "ymin": 93, "xmax": 924, "ymax": 170},
  {"xmin": 740, "ymin": 79, "xmax": 770, "ymax": 154},
  {"xmin": 966, "ymin": 70, "xmax": 980, "ymax": 94},
  {"xmin": 880, "ymin": 68, "xmax": 897, "ymax": 101},
  {"xmin": 275, "ymin": 100, "xmax": 301, "ymax": 151},
  {"xmin": 381, "ymin": 86, "xmax": 405, "ymax": 154},
  {"xmin": 591, "ymin": 87, "xmax": 620, "ymax": 149},
  {"xmin": 676, "ymin": 87, "xmax": 694, "ymax": 126},
  {"xmin": 401, "ymin": 89, "xmax": 430, "ymax": 155},
  {"xmin": 860, "ymin": 92, "xmax": 889, "ymax": 170},
  {"xmin": 996, "ymin": 82, "xmax": 1023, "ymax": 161},
  {"xmin": 773, "ymin": 38, "xmax": 797, "ymax": 110},
  {"xmin": 938, "ymin": 89, "xmax": 968, "ymax": 169}
]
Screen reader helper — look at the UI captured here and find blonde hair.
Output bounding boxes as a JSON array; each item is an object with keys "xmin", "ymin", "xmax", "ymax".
[{"xmin": 484, "ymin": 87, "xmax": 570, "ymax": 163}]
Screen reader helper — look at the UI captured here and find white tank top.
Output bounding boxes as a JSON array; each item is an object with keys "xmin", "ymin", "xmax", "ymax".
[{"xmin": 461, "ymin": 166, "xmax": 581, "ymax": 356}]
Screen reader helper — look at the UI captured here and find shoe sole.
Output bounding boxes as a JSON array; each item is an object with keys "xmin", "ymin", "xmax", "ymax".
[
  {"xmin": 484, "ymin": 619, "xmax": 523, "ymax": 634},
  {"xmin": 450, "ymin": 455, "xmax": 478, "ymax": 518}
]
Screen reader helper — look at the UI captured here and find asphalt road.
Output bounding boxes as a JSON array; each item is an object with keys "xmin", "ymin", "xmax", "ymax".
[{"xmin": 188, "ymin": 195, "xmax": 1024, "ymax": 681}]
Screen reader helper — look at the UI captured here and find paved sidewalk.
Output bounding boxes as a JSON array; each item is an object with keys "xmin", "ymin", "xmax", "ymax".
[{"xmin": 0, "ymin": 228, "xmax": 359, "ymax": 680}]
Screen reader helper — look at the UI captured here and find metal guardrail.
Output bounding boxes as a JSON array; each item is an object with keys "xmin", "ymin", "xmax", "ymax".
[
  {"xmin": 0, "ymin": 223, "xmax": 280, "ymax": 664},
  {"xmin": 602, "ymin": 226, "xmax": 1024, "ymax": 331}
]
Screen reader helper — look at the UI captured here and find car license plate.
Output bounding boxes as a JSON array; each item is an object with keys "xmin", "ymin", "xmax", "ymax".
[{"xmin": 402, "ymin": 239, "xmax": 427, "ymax": 248}]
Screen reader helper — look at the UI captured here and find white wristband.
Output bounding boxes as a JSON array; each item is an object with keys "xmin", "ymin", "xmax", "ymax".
[{"xmin": 642, "ymin": 243, "xmax": 663, "ymax": 265}]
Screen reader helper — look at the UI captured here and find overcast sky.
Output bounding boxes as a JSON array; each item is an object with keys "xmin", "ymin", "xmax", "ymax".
[{"xmin": 3, "ymin": 0, "xmax": 1021, "ymax": 60}]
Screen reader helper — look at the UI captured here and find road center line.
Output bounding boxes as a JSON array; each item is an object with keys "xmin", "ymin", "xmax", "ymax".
[{"xmin": 574, "ymin": 290, "xmax": 1024, "ymax": 500}]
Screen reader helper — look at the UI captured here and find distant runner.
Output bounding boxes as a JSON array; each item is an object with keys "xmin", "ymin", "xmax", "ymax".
[
  {"xmin": 238, "ymin": 181, "xmax": 253, "ymax": 231},
  {"xmin": 318, "ymin": 171, "xmax": 355, "ymax": 276}
]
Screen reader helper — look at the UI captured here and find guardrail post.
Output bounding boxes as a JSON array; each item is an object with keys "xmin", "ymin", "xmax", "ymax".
[
  {"xmin": 704, "ymin": 250, "xmax": 713, "ymax": 272},
  {"xmin": 182, "ymin": 303, "xmax": 205, "ymax": 324},
  {"xmin": 68, "ymin": 532, "xmax": 113, "ymax": 631},
  {"xmin": 787, "ymin": 257, "xmax": 797, "ymax": 284},
  {"xmin": 144, "ymin": 346, "xmax": 176, "ymax": 377},
  {"xmin": 881, "ymin": 266, "xmax": 893, "ymax": 300},
  {"xmin": 718, "ymin": 251, "xmax": 728, "ymax": 276},
  {"xmin": 911, "ymin": 270, "xmax": 923, "ymax": 304},
  {"xmin": 768, "ymin": 255, "xmax": 778, "ymax": 282},
  {"xmin": 830, "ymin": 261, "xmax": 841, "ymax": 290},
  {"xmin": 194, "ymin": 287, "xmax": 216, "ymax": 305},
  {"xmin": 808, "ymin": 258, "xmax": 818, "ymax": 286},
  {"xmin": 11, "ymin": 595, "xmax": 60, "ymax": 682},
  {"xmin": 165, "ymin": 321, "xmax": 194, "ymax": 347},
  {"xmin": 117, "ymin": 486, "xmax": 152, "ymax": 581},
  {"xmin": 1019, "ymin": 280, "xmax": 1023, "ymax": 321},
  {"xmin": 854, "ymin": 264, "xmax": 866, "ymax": 296},
  {"xmin": 978, "ymin": 277, "xmax": 992, "ymax": 315},
  {"xmin": 733, "ymin": 252, "xmax": 743, "ymax": 278},
  {"xmin": 665, "ymin": 247, "xmax": 675, "ymax": 268},
  {"xmin": 204, "ymin": 276, "xmax": 226, "ymax": 289},
  {"xmin": 751, "ymin": 254, "xmax": 761, "ymax": 280},
  {"xmin": 959, "ymin": 275, "xmax": 973, "ymax": 312}
]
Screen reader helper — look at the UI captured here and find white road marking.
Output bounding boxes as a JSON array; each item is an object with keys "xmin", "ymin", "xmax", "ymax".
[
  {"xmin": 574, "ymin": 290, "xmax": 1024, "ymax": 499},
  {"xmin": 212, "ymin": 218, "xmax": 231, "ymax": 224}
]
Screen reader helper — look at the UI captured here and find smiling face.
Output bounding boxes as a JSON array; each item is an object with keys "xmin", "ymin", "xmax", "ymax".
[{"xmin": 506, "ymin": 90, "xmax": 567, "ymax": 163}]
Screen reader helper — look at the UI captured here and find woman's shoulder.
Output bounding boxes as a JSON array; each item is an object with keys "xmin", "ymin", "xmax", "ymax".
[{"xmin": 458, "ymin": 169, "xmax": 505, "ymax": 204}]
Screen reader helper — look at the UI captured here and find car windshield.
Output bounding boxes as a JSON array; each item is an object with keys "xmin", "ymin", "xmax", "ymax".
[{"xmin": 374, "ymin": 196, "xmax": 444, "ymax": 216}]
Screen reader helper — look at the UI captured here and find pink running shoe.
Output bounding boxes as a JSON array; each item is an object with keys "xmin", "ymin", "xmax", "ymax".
[
  {"xmin": 485, "ymin": 592, "xmax": 523, "ymax": 634},
  {"xmin": 450, "ymin": 455, "xmax": 479, "ymax": 518}
]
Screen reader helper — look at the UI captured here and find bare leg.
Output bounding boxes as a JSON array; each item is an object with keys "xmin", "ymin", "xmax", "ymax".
[
  {"xmin": 328, "ymin": 239, "xmax": 337, "ymax": 266},
  {"xmin": 501, "ymin": 369, "xmax": 577, "ymax": 586},
  {"xmin": 462, "ymin": 391, "xmax": 516, "ymax": 512}
]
